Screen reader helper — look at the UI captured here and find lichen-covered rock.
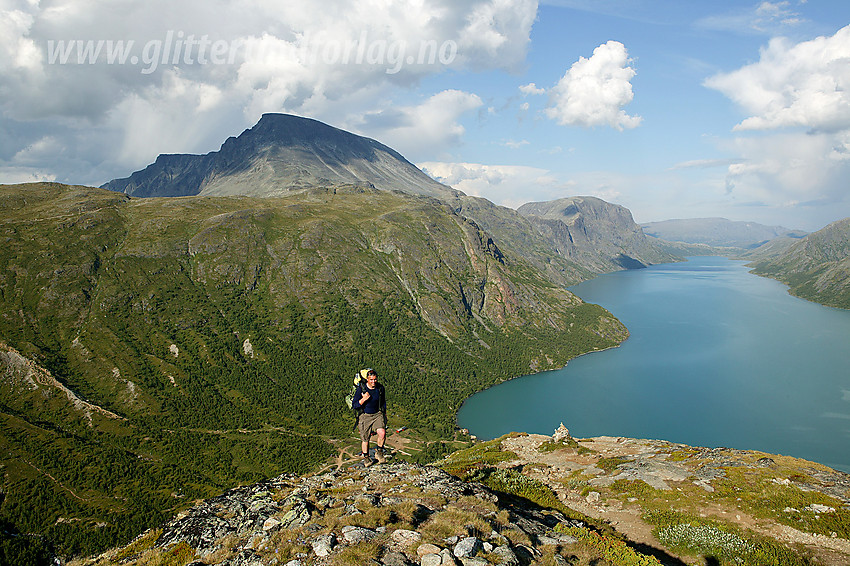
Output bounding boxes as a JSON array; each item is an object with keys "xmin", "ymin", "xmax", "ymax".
[{"xmin": 452, "ymin": 537, "xmax": 481, "ymax": 558}]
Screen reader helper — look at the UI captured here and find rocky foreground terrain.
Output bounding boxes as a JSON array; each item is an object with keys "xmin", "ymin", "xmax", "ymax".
[{"xmin": 73, "ymin": 426, "xmax": 850, "ymax": 566}]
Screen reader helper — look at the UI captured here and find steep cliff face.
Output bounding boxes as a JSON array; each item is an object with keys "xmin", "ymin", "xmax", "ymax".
[
  {"xmin": 517, "ymin": 196, "xmax": 678, "ymax": 276},
  {"xmin": 749, "ymin": 217, "xmax": 850, "ymax": 309},
  {"xmin": 102, "ymin": 114, "xmax": 459, "ymax": 200}
]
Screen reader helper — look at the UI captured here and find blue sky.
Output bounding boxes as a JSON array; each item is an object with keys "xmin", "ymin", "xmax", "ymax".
[{"xmin": 2, "ymin": 0, "xmax": 850, "ymax": 231}]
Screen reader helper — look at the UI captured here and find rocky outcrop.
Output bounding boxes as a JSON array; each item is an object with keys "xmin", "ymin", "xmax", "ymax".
[
  {"xmin": 76, "ymin": 425, "xmax": 850, "ymax": 566},
  {"xmin": 85, "ymin": 463, "xmax": 588, "ymax": 566}
]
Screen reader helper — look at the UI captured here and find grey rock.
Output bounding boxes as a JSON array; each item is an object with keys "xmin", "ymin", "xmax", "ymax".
[
  {"xmin": 392, "ymin": 529, "xmax": 422, "ymax": 546},
  {"xmin": 491, "ymin": 546, "xmax": 519, "ymax": 566},
  {"xmin": 416, "ymin": 543, "xmax": 442, "ymax": 557},
  {"xmin": 221, "ymin": 549, "xmax": 264, "ymax": 566},
  {"xmin": 342, "ymin": 525, "xmax": 378, "ymax": 544},
  {"xmin": 453, "ymin": 537, "xmax": 482, "ymax": 558},
  {"xmin": 420, "ymin": 553, "xmax": 444, "ymax": 566},
  {"xmin": 382, "ymin": 550, "xmax": 412, "ymax": 566},
  {"xmin": 440, "ymin": 548, "xmax": 459, "ymax": 565},
  {"xmin": 312, "ymin": 534, "xmax": 336, "ymax": 557},
  {"xmin": 552, "ymin": 423, "xmax": 572, "ymax": 443},
  {"xmin": 357, "ymin": 493, "xmax": 381, "ymax": 507}
]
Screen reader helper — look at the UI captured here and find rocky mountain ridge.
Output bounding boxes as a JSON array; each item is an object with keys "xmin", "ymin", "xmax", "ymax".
[
  {"xmin": 101, "ymin": 113, "xmax": 678, "ymax": 286},
  {"xmin": 102, "ymin": 114, "xmax": 459, "ymax": 200},
  {"xmin": 518, "ymin": 197, "xmax": 675, "ymax": 274},
  {"xmin": 75, "ymin": 427, "xmax": 850, "ymax": 566}
]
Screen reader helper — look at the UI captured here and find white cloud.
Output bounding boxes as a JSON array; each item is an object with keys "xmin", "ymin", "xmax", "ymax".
[
  {"xmin": 696, "ymin": 1, "xmax": 806, "ymax": 35},
  {"xmin": 700, "ymin": 25, "xmax": 850, "ymax": 229},
  {"xmin": 705, "ymin": 25, "xmax": 850, "ymax": 132},
  {"xmin": 419, "ymin": 161, "xmax": 576, "ymax": 207},
  {"xmin": 519, "ymin": 82, "xmax": 545, "ymax": 96},
  {"xmin": 545, "ymin": 40, "xmax": 641, "ymax": 130},
  {"xmin": 502, "ymin": 139, "xmax": 530, "ymax": 148},
  {"xmin": 0, "ymin": 0, "xmax": 539, "ymax": 184},
  {"xmin": 351, "ymin": 90, "xmax": 483, "ymax": 161},
  {"xmin": 722, "ymin": 131, "xmax": 850, "ymax": 205}
]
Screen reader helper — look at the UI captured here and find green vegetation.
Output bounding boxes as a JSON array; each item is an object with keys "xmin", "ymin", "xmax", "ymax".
[
  {"xmin": 0, "ymin": 183, "xmax": 626, "ymax": 563},
  {"xmin": 438, "ymin": 436, "xmax": 520, "ymax": 476},
  {"xmin": 554, "ymin": 524, "xmax": 662, "ymax": 566},
  {"xmin": 646, "ymin": 510, "xmax": 812, "ymax": 566},
  {"xmin": 749, "ymin": 217, "xmax": 850, "ymax": 309}
]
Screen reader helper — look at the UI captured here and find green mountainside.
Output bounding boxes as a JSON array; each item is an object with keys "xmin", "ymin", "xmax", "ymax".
[
  {"xmin": 0, "ymin": 182, "xmax": 627, "ymax": 562},
  {"xmin": 101, "ymin": 113, "xmax": 677, "ymax": 288},
  {"xmin": 748, "ymin": 217, "xmax": 850, "ymax": 309}
]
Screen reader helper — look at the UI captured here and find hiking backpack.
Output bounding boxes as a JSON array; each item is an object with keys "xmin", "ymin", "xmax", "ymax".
[{"xmin": 344, "ymin": 368, "xmax": 371, "ymax": 412}]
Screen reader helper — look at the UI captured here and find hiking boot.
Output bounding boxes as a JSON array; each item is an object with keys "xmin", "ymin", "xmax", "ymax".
[
  {"xmin": 361, "ymin": 453, "xmax": 374, "ymax": 467},
  {"xmin": 375, "ymin": 447, "xmax": 386, "ymax": 464}
]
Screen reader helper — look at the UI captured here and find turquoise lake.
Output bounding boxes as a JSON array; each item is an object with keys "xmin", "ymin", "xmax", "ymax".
[{"xmin": 457, "ymin": 256, "xmax": 850, "ymax": 473}]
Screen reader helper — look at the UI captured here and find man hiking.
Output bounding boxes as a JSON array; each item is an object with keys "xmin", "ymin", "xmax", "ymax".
[{"xmin": 351, "ymin": 368, "xmax": 387, "ymax": 466}]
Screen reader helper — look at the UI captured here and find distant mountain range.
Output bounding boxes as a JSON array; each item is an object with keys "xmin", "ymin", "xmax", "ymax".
[{"xmin": 641, "ymin": 217, "xmax": 807, "ymax": 249}]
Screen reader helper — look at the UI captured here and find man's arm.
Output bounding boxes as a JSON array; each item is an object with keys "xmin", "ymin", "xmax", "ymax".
[{"xmin": 352, "ymin": 386, "xmax": 370, "ymax": 409}]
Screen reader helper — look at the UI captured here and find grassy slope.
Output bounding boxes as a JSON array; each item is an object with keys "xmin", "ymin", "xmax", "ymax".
[
  {"xmin": 749, "ymin": 218, "xmax": 850, "ymax": 309},
  {"xmin": 0, "ymin": 183, "xmax": 626, "ymax": 561}
]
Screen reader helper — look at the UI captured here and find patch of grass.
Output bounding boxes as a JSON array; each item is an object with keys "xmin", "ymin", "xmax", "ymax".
[
  {"xmin": 536, "ymin": 437, "xmax": 595, "ymax": 456},
  {"xmin": 712, "ymin": 467, "xmax": 850, "ymax": 538},
  {"xmin": 438, "ymin": 436, "xmax": 518, "ymax": 476},
  {"xmin": 596, "ymin": 456, "xmax": 629, "ymax": 473},
  {"xmin": 112, "ymin": 529, "xmax": 161, "ymax": 562},
  {"xmin": 264, "ymin": 527, "xmax": 311, "ymax": 563},
  {"xmin": 668, "ymin": 448, "xmax": 700, "ymax": 462},
  {"xmin": 418, "ymin": 505, "xmax": 494, "ymax": 543},
  {"xmin": 646, "ymin": 509, "xmax": 812, "ymax": 566},
  {"xmin": 555, "ymin": 524, "xmax": 662, "ymax": 566},
  {"xmin": 609, "ymin": 478, "xmax": 660, "ymax": 499},
  {"xmin": 328, "ymin": 537, "xmax": 384, "ymax": 566}
]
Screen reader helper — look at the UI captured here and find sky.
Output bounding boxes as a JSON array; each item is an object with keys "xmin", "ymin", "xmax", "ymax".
[{"xmin": 3, "ymin": 1, "xmax": 850, "ymax": 232}]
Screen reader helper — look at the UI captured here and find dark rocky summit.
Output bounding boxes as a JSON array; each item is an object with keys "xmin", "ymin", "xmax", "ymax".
[{"xmin": 102, "ymin": 113, "xmax": 459, "ymax": 200}]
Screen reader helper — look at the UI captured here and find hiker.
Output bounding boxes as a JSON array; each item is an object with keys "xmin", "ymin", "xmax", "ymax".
[{"xmin": 351, "ymin": 368, "xmax": 387, "ymax": 466}]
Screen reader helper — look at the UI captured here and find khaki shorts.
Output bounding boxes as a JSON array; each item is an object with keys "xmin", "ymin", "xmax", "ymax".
[{"xmin": 358, "ymin": 412, "xmax": 386, "ymax": 443}]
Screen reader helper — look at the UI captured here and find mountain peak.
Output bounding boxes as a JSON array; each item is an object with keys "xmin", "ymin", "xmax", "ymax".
[{"xmin": 103, "ymin": 114, "xmax": 460, "ymax": 200}]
